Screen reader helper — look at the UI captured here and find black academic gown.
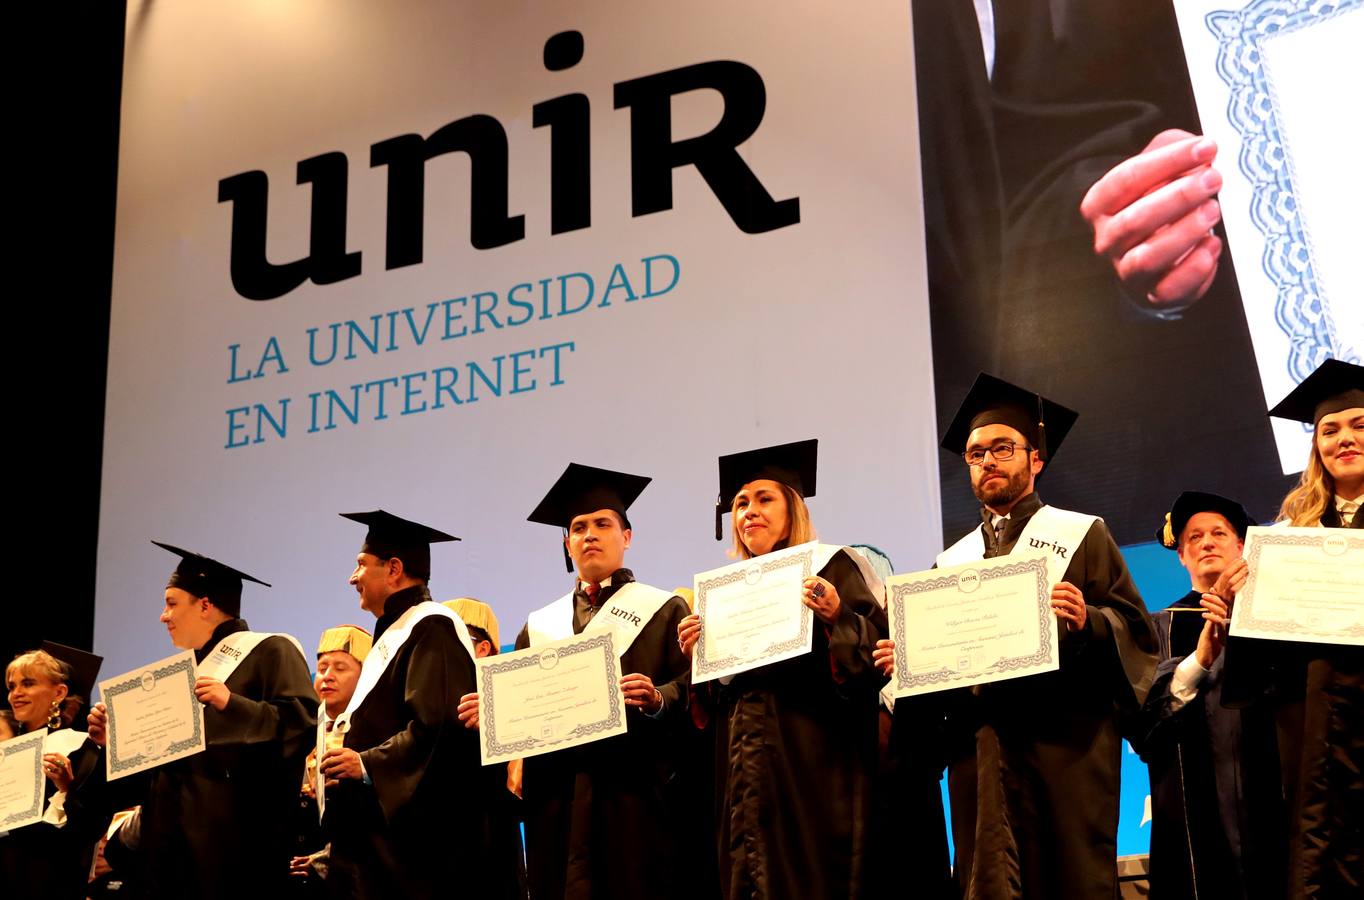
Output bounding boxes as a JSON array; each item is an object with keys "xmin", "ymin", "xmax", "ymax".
[
  {"xmin": 694, "ymin": 548, "xmax": 886, "ymax": 900},
  {"xmin": 945, "ymin": 493, "xmax": 1157, "ymax": 900},
  {"xmin": 512, "ymin": 568, "xmax": 693, "ymax": 900},
  {"xmin": 82, "ymin": 617, "xmax": 318, "ymax": 900},
  {"xmin": 1222, "ymin": 509, "xmax": 1364, "ymax": 899},
  {"xmin": 1137, "ymin": 591, "xmax": 1284, "ymax": 900},
  {"xmin": 323, "ymin": 586, "xmax": 493, "ymax": 900},
  {"xmin": 0, "ymin": 728, "xmax": 107, "ymax": 900}
]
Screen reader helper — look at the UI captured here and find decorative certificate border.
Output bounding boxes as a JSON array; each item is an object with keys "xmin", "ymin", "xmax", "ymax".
[
  {"xmin": 479, "ymin": 631, "xmax": 623, "ymax": 758},
  {"xmin": 104, "ymin": 654, "xmax": 203, "ymax": 777},
  {"xmin": 692, "ymin": 545, "xmax": 814, "ymax": 680},
  {"xmin": 1204, "ymin": 0, "xmax": 1363, "ymax": 387},
  {"xmin": 891, "ymin": 555, "xmax": 1053, "ymax": 694},
  {"xmin": 1236, "ymin": 530, "xmax": 1364, "ymax": 640},
  {"xmin": 0, "ymin": 730, "xmax": 46, "ymax": 829}
]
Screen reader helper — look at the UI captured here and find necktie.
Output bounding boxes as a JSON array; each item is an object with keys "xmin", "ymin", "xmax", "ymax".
[
  {"xmin": 993, "ymin": 518, "xmax": 1007, "ymax": 552},
  {"xmin": 584, "ymin": 582, "xmax": 601, "ymax": 614},
  {"xmin": 1340, "ymin": 503, "xmax": 1357, "ymax": 527}
]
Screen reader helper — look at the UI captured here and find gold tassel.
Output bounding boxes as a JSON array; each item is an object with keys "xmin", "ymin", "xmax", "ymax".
[{"xmin": 1161, "ymin": 512, "xmax": 1176, "ymax": 549}]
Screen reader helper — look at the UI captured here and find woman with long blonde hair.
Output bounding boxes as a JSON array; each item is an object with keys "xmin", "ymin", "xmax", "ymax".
[
  {"xmin": 677, "ymin": 439, "xmax": 888, "ymax": 900},
  {"xmin": 1223, "ymin": 359, "xmax": 1362, "ymax": 899}
]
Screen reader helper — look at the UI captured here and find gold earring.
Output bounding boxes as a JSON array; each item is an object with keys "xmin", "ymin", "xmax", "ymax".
[{"xmin": 47, "ymin": 699, "xmax": 62, "ymax": 730}]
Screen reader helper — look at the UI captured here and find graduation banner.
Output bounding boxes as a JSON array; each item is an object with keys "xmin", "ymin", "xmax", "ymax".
[{"xmin": 96, "ymin": 0, "xmax": 940, "ymax": 683}]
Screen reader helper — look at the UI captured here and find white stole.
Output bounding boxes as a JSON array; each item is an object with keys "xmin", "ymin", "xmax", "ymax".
[
  {"xmin": 526, "ymin": 581, "xmax": 675, "ymax": 658},
  {"xmin": 197, "ymin": 630, "xmax": 307, "ymax": 683},
  {"xmin": 937, "ymin": 503, "xmax": 1098, "ymax": 586}
]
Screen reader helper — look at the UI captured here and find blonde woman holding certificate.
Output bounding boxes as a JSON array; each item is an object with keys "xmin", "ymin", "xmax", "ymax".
[
  {"xmin": 677, "ymin": 439, "xmax": 887, "ymax": 900},
  {"xmin": 1222, "ymin": 359, "xmax": 1364, "ymax": 899}
]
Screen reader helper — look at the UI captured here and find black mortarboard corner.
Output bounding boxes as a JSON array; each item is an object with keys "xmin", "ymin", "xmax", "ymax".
[
  {"xmin": 527, "ymin": 464, "xmax": 652, "ymax": 572},
  {"xmin": 1156, "ymin": 491, "xmax": 1255, "ymax": 550},
  {"xmin": 1266, "ymin": 358, "xmax": 1364, "ymax": 425},
  {"xmin": 339, "ymin": 510, "xmax": 460, "ymax": 583},
  {"xmin": 154, "ymin": 541, "xmax": 270, "ymax": 618},
  {"xmin": 38, "ymin": 641, "xmax": 103, "ymax": 704},
  {"xmin": 715, "ymin": 439, "xmax": 818, "ymax": 541},
  {"xmin": 940, "ymin": 372, "xmax": 1079, "ymax": 463}
]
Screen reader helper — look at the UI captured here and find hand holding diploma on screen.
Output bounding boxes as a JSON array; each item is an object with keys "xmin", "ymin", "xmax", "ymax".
[{"xmin": 1081, "ymin": 129, "xmax": 1225, "ymax": 308}]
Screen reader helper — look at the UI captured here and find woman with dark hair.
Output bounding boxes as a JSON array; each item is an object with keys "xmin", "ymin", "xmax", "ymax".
[
  {"xmin": 1, "ymin": 644, "xmax": 107, "ymax": 899},
  {"xmin": 1223, "ymin": 359, "xmax": 1363, "ymax": 898},
  {"xmin": 678, "ymin": 439, "xmax": 889, "ymax": 900}
]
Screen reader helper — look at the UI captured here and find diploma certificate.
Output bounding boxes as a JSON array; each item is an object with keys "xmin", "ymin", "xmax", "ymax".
[
  {"xmin": 887, "ymin": 552, "xmax": 1058, "ymax": 697},
  {"xmin": 0, "ymin": 730, "xmax": 46, "ymax": 831},
  {"xmin": 1231, "ymin": 526, "xmax": 1364, "ymax": 645},
  {"xmin": 476, "ymin": 631, "xmax": 626, "ymax": 765},
  {"xmin": 692, "ymin": 541, "xmax": 817, "ymax": 684},
  {"xmin": 100, "ymin": 650, "xmax": 206, "ymax": 780}
]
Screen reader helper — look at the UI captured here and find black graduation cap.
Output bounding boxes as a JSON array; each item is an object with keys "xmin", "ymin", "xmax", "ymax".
[
  {"xmin": 339, "ymin": 510, "xmax": 459, "ymax": 583},
  {"xmin": 715, "ymin": 439, "xmax": 818, "ymax": 541},
  {"xmin": 940, "ymin": 373, "xmax": 1078, "ymax": 463},
  {"xmin": 527, "ymin": 464, "xmax": 652, "ymax": 572},
  {"xmin": 1267, "ymin": 359, "xmax": 1364, "ymax": 425},
  {"xmin": 38, "ymin": 641, "xmax": 103, "ymax": 703},
  {"xmin": 153, "ymin": 541, "xmax": 270, "ymax": 617},
  {"xmin": 1156, "ymin": 491, "xmax": 1255, "ymax": 550}
]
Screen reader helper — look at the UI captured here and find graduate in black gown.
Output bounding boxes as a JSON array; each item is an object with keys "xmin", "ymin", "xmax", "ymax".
[
  {"xmin": 678, "ymin": 440, "xmax": 889, "ymax": 900},
  {"xmin": 84, "ymin": 543, "xmax": 317, "ymax": 900},
  {"xmin": 1138, "ymin": 492, "xmax": 1283, "ymax": 899},
  {"xmin": 0, "ymin": 643, "xmax": 105, "ymax": 900},
  {"xmin": 457, "ymin": 464, "xmax": 689, "ymax": 899},
  {"xmin": 878, "ymin": 375, "xmax": 1157, "ymax": 899},
  {"xmin": 321, "ymin": 510, "xmax": 505, "ymax": 900},
  {"xmin": 1222, "ymin": 360, "xmax": 1363, "ymax": 899}
]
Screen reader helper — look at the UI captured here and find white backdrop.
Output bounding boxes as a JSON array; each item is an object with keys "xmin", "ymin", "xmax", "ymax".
[{"xmin": 97, "ymin": 0, "xmax": 939, "ymax": 676}]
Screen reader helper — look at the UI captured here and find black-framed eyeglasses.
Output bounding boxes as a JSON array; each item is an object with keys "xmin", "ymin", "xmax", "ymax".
[{"xmin": 963, "ymin": 440, "xmax": 1032, "ymax": 466}]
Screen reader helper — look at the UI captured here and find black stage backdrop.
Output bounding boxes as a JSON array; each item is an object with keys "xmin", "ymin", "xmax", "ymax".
[{"xmin": 3, "ymin": 2, "xmax": 124, "ymax": 675}]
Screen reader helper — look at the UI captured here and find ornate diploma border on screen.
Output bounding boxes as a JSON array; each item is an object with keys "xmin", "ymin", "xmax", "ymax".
[
  {"xmin": 891, "ymin": 555, "xmax": 1053, "ymax": 693},
  {"xmin": 479, "ymin": 631, "xmax": 623, "ymax": 759},
  {"xmin": 105, "ymin": 655, "xmax": 203, "ymax": 777},
  {"xmin": 1236, "ymin": 530, "xmax": 1364, "ymax": 640},
  {"xmin": 692, "ymin": 546, "xmax": 815, "ymax": 680},
  {"xmin": 0, "ymin": 730, "xmax": 47, "ymax": 829},
  {"xmin": 1205, "ymin": 0, "xmax": 1363, "ymax": 382}
]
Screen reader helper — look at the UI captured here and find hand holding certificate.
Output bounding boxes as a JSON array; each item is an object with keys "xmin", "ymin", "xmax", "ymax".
[
  {"xmin": 0, "ymin": 730, "xmax": 47, "ymax": 831},
  {"xmin": 1231, "ymin": 526, "xmax": 1364, "ymax": 646},
  {"xmin": 100, "ymin": 650, "xmax": 206, "ymax": 780},
  {"xmin": 887, "ymin": 552, "xmax": 1057, "ymax": 697},
  {"xmin": 476, "ymin": 631, "xmax": 626, "ymax": 766},
  {"xmin": 691, "ymin": 542, "xmax": 817, "ymax": 683}
]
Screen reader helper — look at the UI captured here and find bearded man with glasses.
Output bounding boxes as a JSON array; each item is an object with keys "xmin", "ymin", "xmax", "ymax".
[{"xmin": 877, "ymin": 372, "xmax": 1156, "ymax": 900}]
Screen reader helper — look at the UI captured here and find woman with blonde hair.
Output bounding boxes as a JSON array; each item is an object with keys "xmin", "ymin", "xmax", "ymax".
[
  {"xmin": 678, "ymin": 439, "xmax": 888, "ymax": 900},
  {"xmin": 0, "ymin": 642, "xmax": 107, "ymax": 898},
  {"xmin": 1223, "ymin": 359, "xmax": 1362, "ymax": 899}
]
